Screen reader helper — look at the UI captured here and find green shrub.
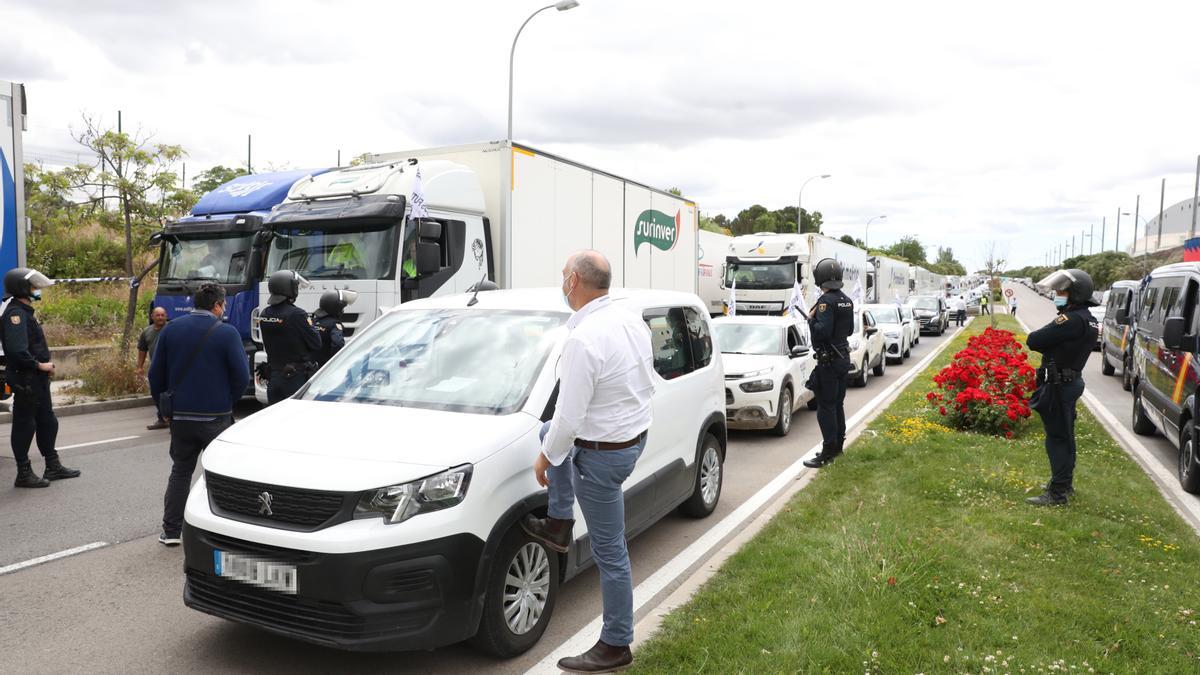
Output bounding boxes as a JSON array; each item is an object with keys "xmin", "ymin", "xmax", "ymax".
[
  {"xmin": 38, "ymin": 293, "xmax": 126, "ymax": 329},
  {"xmin": 75, "ymin": 346, "xmax": 147, "ymax": 398},
  {"xmin": 28, "ymin": 231, "xmax": 128, "ymax": 279}
]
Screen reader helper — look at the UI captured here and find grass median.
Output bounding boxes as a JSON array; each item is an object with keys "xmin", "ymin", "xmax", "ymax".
[{"xmin": 633, "ymin": 315, "xmax": 1200, "ymax": 673}]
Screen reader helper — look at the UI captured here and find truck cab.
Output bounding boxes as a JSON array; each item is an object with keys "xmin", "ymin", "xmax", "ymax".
[{"xmin": 723, "ymin": 232, "xmax": 868, "ymax": 316}]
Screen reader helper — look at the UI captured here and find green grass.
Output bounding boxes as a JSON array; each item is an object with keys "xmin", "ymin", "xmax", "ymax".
[{"xmin": 633, "ymin": 315, "xmax": 1200, "ymax": 673}]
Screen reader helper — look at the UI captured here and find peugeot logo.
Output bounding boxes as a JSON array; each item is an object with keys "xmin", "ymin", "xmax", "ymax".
[{"xmin": 257, "ymin": 491, "xmax": 274, "ymax": 516}]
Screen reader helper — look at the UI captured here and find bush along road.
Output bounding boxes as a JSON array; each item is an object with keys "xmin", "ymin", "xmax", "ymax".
[{"xmin": 632, "ymin": 314, "xmax": 1200, "ymax": 673}]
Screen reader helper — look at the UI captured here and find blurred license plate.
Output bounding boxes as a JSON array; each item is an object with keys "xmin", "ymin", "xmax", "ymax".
[{"xmin": 213, "ymin": 549, "xmax": 297, "ymax": 594}]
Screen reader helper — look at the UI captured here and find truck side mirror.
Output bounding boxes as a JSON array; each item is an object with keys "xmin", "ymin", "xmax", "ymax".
[
  {"xmin": 1114, "ymin": 308, "xmax": 1129, "ymax": 326},
  {"xmin": 416, "ymin": 241, "xmax": 441, "ymax": 276},
  {"xmin": 418, "ymin": 219, "xmax": 442, "ymax": 240}
]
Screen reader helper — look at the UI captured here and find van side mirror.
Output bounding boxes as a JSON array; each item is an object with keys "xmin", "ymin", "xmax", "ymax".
[
  {"xmin": 1163, "ymin": 316, "xmax": 1193, "ymax": 351},
  {"xmin": 416, "ymin": 241, "xmax": 441, "ymax": 276},
  {"xmin": 1114, "ymin": 308, "xmax": 1129, "ymax": 326},
  {"xmin": 790, "ymin": 345, "xmax": 809, "ymax": 358}
]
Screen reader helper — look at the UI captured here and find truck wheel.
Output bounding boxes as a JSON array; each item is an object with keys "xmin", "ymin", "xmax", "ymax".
[
  {"xmin": 873, "ymin": 352, "xmax": 886, "ymax": 377},
  {"xmin": 469, "ymin": 526, "xmax": 560, "ymax": 657},
  {"xmin": 1101, "ymin": 352, "xmax": 1115, "ymax": 376},
  {"xmin": 1180, "ymin": 421, "xmax": 1200, "ymax": 494},
  {"xmin": 680, "ymin": 433, "xmax": 723, "ymax": 517},
  {"xmin": 1122, "ymin": 356, "xmax": 1133, "ymax": 391},
  {"xmin": 771, "ymin": 387, "xmax": 793, "ymax": 437},
  {"xmin": 1132, "ymin": 386, "xmax": 1156, "ymax": 436}
]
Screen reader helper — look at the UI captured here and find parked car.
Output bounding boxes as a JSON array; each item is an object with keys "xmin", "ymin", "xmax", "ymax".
[
  {"xmin": 713, "ymin": 316, "xmax": 816, "ymax": 436},
  {"xmin": 1124, "ymin": 263, "xmax": 1200, "ymax": 493},
  {"xmin": 908, "ymin": 295, "xmax": 948, "ymax": 335},
  {"xmin": 1089, "ymin": 300, "xmax": 1106, "ymax": 350},
  {"xmin": 864, "ymin": 303, "xmax": 910, "ymax": 364},
  {"xmin": 1099, "ymin": 279, "xmax": 1139, "ymax": 390},
  {"xmin": 899, "ymin": 304, "xmax": 920, "ymax": 348},
  {"xmin": 849, "ymin": 309, "xmax": 886, "ymax": 387},
  {"xmin": 181, "ymin": 288, "xmax": 728, "ymax": 654}
]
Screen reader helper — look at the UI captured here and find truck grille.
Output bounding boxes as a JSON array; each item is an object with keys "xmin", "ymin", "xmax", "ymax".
[{"xmin": 206, "ymin": 472, "xmax": 351, "ymax": 531}]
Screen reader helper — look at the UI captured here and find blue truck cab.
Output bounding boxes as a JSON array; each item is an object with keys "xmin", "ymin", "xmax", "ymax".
[{"xmin": 153, "ymin": 170, "xmax": 325, "ymax": 392}]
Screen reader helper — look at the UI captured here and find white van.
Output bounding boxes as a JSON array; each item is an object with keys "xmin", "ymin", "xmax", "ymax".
[{"xmin": 181, "ymin": 288, "xmax": 726, "ymax": 656}]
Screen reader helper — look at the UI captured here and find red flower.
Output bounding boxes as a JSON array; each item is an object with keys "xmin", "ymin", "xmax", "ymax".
[{"xmin": 939, "ymin": 406, "xmax": 947, "ymax": 415}]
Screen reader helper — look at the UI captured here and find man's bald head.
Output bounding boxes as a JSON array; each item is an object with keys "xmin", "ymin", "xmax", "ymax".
[{"xmin": 566, "ymin": 250, "xmax": 611, "ymax": 291}]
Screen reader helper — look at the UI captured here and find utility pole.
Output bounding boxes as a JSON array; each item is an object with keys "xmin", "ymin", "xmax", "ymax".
[
  {"xmin": 1090, "ymin": 223, "xmax": 1095, "ymax": 254},
  {"xmin": 1115, "ymin": 208, "xmax": 1122, "ymax": 253},
  {"xmin": 1132, "ymin": 194, "xmax": 1140, "ymax": 256},
  {"xmin": 1100, "ymin": 216, "xmax": 1106, "ymax": 252},
  {"xmin": 337, "ymin": 149, "xmax": 341, "ymax": 167},
  {"xmin": 117, "ymin": 109, "xmax": 122, "ymax": 134},
  {"xmin": 182, "ymin": 163, "xmax": 186, "ymax": 189},
  {"xmin": 1192, "ymin": 155, "xmax": 1200, "ymax": 239},
  {"xmin": 1158, "ymin": 177, "xmax": 1166, "ymax": 251},
  {"xmin": 247, "ymin": 134, "xmax": 252, "ymax": 174}
]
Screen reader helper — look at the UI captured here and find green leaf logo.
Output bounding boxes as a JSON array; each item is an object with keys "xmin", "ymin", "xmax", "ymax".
[{"xmin": 634, "ymin": 209, "xmax": 680, "ymax": 255}]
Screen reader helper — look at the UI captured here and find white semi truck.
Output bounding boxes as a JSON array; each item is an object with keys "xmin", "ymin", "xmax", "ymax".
[
  {"xmin": 251, "ymin": 141, "xmax": 699, "ymax": 399},
  {"xmin": 867, "ymin": 254, "xmax": 910, "ymax": 305},
  {"xmin": 722, "ymin": 232, "xmax": 868, "ymax": 316},
  {"xmin": 698, "ymin": 229, "xmax": 731, "ymax": 315}
]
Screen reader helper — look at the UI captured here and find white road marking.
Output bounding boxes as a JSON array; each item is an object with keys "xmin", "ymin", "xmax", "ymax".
[
  {"xmin": 527, "ymin": 322, "xmax": 969, "ymax": 673},
  {"xmin": 58, "ymin": 435, "xmax": 141, "ymax": 450},
  {"xmin": 0, "ymin": 541, "xmax": 109, "ymax": 576}
]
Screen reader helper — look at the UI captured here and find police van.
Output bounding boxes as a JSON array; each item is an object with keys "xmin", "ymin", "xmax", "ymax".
[
  {"xmin": 1122, "ymin": 263, "xmax": 1200, "ymax": 492},
  {"xmin": 1098, "ymin": 279, "xmax": 1139, "ymax": 390},
  {"xmin": 182, "ymin": 288, "xmax": 726, "ymax": 654}
]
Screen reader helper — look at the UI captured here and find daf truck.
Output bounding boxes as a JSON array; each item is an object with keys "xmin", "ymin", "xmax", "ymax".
[
  {"xmin": 251, "ymin": 141, "xmax": 699, "ymax": 400},
  {"xmin": 723, "ymin": 232, "xmax": 868, "ymax": 316}
]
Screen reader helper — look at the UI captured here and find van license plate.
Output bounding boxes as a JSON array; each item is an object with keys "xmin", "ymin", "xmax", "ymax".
[{"xmin": 213, "ymin": 549, "xmax": 297, "ymax": 594}]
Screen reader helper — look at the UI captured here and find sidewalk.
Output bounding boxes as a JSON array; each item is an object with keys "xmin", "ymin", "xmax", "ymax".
[{"xmin": 0, "ymin": 379, "xmax": 152, "ymax": 422}]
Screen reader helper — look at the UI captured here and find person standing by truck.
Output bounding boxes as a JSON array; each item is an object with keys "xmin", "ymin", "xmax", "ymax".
[
  {"xmin": 259, "ymin": 270, "xmax": 321, "ymax": 404},
  {"xmin": 522, "ymin": 250, "xmax": 654, "ymax": 673},
  {"xmin": 311, "ymin": 289, "xmax": 355, "ymax": 368},
  {"xmin": 803, "ymin": 258, "xmax": 855, "ymax": 469},
  {"xmin": 137, "ymin": 307, "xmax": 170, "ymax": 430}
]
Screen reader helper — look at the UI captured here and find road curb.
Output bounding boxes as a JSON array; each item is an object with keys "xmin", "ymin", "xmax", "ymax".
[{"xmin": 0, "ymin": 396, "xmax": 154, "ymax": 425}]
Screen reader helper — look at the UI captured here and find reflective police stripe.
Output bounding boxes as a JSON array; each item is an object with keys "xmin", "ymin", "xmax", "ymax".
[
  {"xmin": 1120, "ymin": 325, "xmax": 1129, "ymax": 352},
  {"xmin": 1172, "ymin": 352, "xmax": 1192, "ymax": 405}
]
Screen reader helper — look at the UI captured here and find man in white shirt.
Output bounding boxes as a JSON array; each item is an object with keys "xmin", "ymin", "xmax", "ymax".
[
  {"xmin": 953, "ymin": 295, "xmax": 967, "ymax": 326},
  {"xmin": 523, "ymin": 250, "xmax": 654, "ymax": 673}
]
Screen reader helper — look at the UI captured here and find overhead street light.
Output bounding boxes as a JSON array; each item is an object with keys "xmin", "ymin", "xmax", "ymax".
[
  {"xmin": 797, "ymin": 174, "xmax": 831, "ymax": 233},
  {"xmin": 865, "ymin": 215, "xmax": 886, "ymax": 249},
  {"xmin": 508, "ymin": 0, "xmax": 580, "ymax": 142}
]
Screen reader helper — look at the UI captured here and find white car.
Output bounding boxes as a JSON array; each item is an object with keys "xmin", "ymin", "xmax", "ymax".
[
  {"xmin": 899, "ymin": 304, "xmax": 920, "ymax": 348},
  {"xmin": 849, "ymin": 309, "xmax": 886, "ymax": 388},
  {"xmin": 713, "ymin": 316, "xmax": 817, "ymax": 436},
  {"xmin": 864, "ymin": 303, "xmax": 910, "ymax": 364},
  {"xmin": 180, "ymin": 288, "xmax": 726, "ymax": 656}
]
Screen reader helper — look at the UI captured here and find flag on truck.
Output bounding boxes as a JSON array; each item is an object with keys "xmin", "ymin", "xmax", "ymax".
[
  {"xmin": 410, "ymin": 164, "xmax": 428, "ymax": 218},
  {"xmin": 728, "ymin": 276, "xmax": 737, "ymax": 316},
  {"xmin": 788, "ymin": 279, "xmax": 805, "ymax": 319}
]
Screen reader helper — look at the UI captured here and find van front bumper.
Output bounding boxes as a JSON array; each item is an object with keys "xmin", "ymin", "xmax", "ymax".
[{"xmin": 183, "ymin": 525, "xmax": 485, "ymax": 652}]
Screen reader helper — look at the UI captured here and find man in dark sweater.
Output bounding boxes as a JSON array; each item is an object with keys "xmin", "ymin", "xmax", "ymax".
[{"xmin": 148, "ymin": 284, "xmax": 249, "ymax": 546}]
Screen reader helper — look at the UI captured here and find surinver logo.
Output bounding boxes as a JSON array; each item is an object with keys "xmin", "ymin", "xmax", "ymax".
[{"xmin": 633, "ymin": 209, "xmax": 680, "ymax": 255}]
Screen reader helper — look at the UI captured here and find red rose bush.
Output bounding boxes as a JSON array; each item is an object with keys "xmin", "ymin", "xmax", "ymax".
[{"xmin": 925, "ymin": 327, "xmax": 1036, "ymax": 438}]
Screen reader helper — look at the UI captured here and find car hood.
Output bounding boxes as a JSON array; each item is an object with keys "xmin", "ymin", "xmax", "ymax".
[
  {"xmin": 201, "ymin": 399, "xmax": 539, "ymax": 491},
  {"xmin": 722, "ymin": 353, "xmax": 782, "ymax": 378}
]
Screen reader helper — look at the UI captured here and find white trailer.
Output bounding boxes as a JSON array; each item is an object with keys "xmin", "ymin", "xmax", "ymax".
[
  {"xmin": 722, "ymin": 232, "xmax": 868, "ymax": 316},
  {"xmin": 868, "ymin": 254, "xmax": 910, "ymax": 305},
  {"xmin": 698, "ymin": 229, "xmax": 731, "ymax": 316}
]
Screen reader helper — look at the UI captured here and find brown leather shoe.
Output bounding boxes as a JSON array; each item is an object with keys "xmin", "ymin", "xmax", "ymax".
[
  {"xmin": 557, "ymin": 640, "xmax": 633, "ymax": 673},
  {"xmin": 520, "ymin": 514, "xmax": 574, "ymax": 553}
]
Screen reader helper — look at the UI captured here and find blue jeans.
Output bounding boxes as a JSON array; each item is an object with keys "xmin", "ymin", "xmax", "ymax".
[{"xmin": 541, "ymin": 422, "xmax": 644, "ymax": 647}]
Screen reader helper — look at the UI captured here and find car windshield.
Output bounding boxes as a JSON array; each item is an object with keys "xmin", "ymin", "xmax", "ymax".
[
  {"xmin": 267, "ymin": 222, "xmax": 399, "ymax": 280},
  {"xmin": 714, "ymin": 323, "xmax": 783, "ymax": 355},
  {"xmin": 301, "ymin": 308, "xmax": 567, "ymax": 415},
  {"xmin": 160, "ymin": 233, "xmax": 255, "ymax": 284},
  {"xmin": 868, "ymin": 308, "xmax": 900, "ymax": 324},
  {"xmin": 912, "ymin": 297, "xmax": 939, "ymax": 310},
  {"xmin": 724, "ymin": 261, "xmax": 795, "ymax": 290}
]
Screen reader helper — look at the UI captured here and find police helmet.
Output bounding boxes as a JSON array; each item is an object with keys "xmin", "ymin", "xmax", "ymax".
[
  {"xmin": 267, "ymin": 270, "xmax": 311, "ymax": 305},
  {"xmin": 813, "ymin": 258, "xmax": 844, "ymax": 290},
  {"xmin": 3, "ymin": 268, "xmax": 54, "ymax": 299},
  {"xmin": 315, "ymin": 289, "xmax": 358, "ymax": 318},
  {"xmin": 1036, "ymin": 268, "xmax": 1097, "ymax": 306}
]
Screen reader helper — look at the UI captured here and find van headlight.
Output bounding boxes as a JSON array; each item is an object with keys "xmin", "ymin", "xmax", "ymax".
[{"xmin": 355, "ymin": 465, "xmax": 473, "ymax": 524}]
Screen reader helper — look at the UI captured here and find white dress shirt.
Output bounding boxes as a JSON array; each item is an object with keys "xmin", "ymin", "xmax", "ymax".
[{"xmin": 541, "ymin": 295, "xmax": 656, "ymax": 466}]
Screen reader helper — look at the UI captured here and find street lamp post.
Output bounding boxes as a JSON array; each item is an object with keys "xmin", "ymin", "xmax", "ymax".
[
  {"xmin": 508, "ymin": 0, "xmax": 580, "ymax": 142},
  {"xmin": 864, "ymin": 215, "xmax": 886, "ymax": 250},
  {"xmin": 797, "ymin": 174, "xmax": 831, "ymax": 233}
]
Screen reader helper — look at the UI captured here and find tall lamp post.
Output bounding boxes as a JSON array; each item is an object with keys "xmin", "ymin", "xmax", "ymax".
[
  {"xmin": 508, "ymin": 0, "xmax": 580, "ymax": 142},
  {"xmin": 864, "ymin": 215, "xmax": 886, "ymax": 250},
  {"xmin": 797, "ymin": 174, "xmax": 831, "ymax": 233}
]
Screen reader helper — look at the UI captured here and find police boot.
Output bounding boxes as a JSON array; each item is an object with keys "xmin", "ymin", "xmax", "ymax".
[
  {"xmin": 14, "ymin": 461, "xmax": 50, "ymax": 488},
  {"xmin": 1042, "ymin": 481, "xmax": 1074, "ymax": 498},
  {"xmin": 42, "ymin": 455, "xmax": 81, "ymax": 481},
  {"xmin": 803, "ymin": 444, "xmax": 838, "ymax": 468},
  {"xmin": 520, "ymin": 515, "xmax": 574, "ymax": 553},
  {"xmin": 1025, "ymin": 490, "xmax": 1068, "ymax": 506}
]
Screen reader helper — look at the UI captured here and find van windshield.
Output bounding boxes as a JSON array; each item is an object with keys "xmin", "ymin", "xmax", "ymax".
[
  {"xmin": 301, "ymin": 308, "xmax": 567, "ymax": 415},
  {"xmin": 267, "ymin": 222, "xmax": 399, "ymax": 280}
]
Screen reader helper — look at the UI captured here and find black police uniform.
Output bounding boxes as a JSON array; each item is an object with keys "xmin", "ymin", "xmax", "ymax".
[
  {"xmin": 260, "ymin": 301, "xmax": 322, "ymax": 404},
  {"xmin": 1, "ymin": 300, "xmax": 61, "ymax": 468},
  {"xmin": 313, "ymin": 315, "xmax": 345, "ymax": 368},
  {"xmin": 806, "ymin": 288, "xmax": 856, "ymax": 460},
  {"xmin": 1026, "ymin": 304, "xmax": 1099, "ymax": 497}
]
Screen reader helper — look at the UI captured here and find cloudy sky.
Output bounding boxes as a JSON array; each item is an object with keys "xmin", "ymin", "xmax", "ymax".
[{"xmin": 4, "ymin": 0, "xmax": 1199, "ymax": 271}]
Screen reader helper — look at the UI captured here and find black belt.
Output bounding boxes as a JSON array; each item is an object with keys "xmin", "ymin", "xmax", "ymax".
[
  {"xmin": 1039, "ymin": 366, "xmax": 1079, "ymax": 383},
  {"xmin": 575, "ymin": 431, "xmax": 647, "ymax": 451}
]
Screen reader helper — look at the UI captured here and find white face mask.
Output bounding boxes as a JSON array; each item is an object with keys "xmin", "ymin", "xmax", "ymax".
[{"xmin": 561, "ymin": 272, "xmax": 577, "ymax": 309}]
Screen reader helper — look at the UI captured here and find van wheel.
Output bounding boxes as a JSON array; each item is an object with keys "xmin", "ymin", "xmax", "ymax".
[
  {"xmin": 1180, "ymin": 421, "xmax": 1200, "ymax": 493},
  {"xmin": 1131, "ymin": 386, "xmax": 1156, "ymax": 436},
  {"xmin": 680, "ymin": 433, "xmax": 723, "ymax": 517},
  {"xmin": 469, "ymin": 526, "xmax": 560, "ymax": 657},
  {"xmin": 771, "ymin": 387, "xmax": 793, "ymax": 437},
  {"xmin": 1101, "ymin": 352, "xmax": 1115, "ymax": 376},
  {"xmin": 1122, "ymin": 356, "xmax": 1133, "ymax": 391},
  {"xmin": 873, "ymin": 353, "xmax": 886, "ymax": 377}
]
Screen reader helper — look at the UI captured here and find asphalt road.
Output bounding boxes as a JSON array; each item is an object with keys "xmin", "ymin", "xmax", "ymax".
[
  {"xmin": 1007, "ymin": 282, "xmax": 1200, "ymax": 517},
  {"xmin": 0, "ymin": 325, "xmax": 959, "ymax": 674}
]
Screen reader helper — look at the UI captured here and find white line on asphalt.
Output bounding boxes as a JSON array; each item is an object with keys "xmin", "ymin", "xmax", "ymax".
[
  {"xmin": 0, "ymin": 541, "xmax": 109, "ymax": 576},
  {"xmin": 57, "ymin": 435, "xmax": 141, "ymax": 450},
  {"xmin": 526, "ymin": 322, "xmax": 969, "ymax": 674}
]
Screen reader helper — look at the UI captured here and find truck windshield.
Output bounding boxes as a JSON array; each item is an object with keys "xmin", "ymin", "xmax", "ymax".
[
  {"xmin": 302, "ymin": 308, "xmax": 567, "ymax": 415},
  {"xmin": 725, "ymin": 261, "xmax": 795, "ymax": 290},
  {"xmin": 267, "ymin": 222, "xmax": 398, "ymax": 280},
  {"xmin": 160, "ymin": 234, "xmax": 255, "ymax": 284}
]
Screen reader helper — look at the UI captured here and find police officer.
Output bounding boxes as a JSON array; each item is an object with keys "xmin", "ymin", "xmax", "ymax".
[
  {"xmin": 259, "ymin": 270, "xmax": 321, "ymax": 405},
  {"xmin": 312, "ymin": 289, "xmax": 356, "ymax": 368},
  {"xmin": 1, "ymin": 268, "xmax": 81, "ymax": 488},
  {"xmin": 1025, "ymin": 269, "xmax": 1099, "ymax": 506},
  {"xmin": 803, "ymin": 258, "xmax": 856, "ymax": 468}
]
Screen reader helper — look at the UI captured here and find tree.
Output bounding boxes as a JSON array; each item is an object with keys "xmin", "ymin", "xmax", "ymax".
[
  {"xmin": 192, "ymin": 165, "xmax": 248, "ymax": 195},
  {"xmin": 699, "ymin": 212, "xmax": 732, "ymax": 235},
  {"xmin": 728, "ymin": 204, "xmax": 823, "ymax": 236},
  {"xmin": 840, "ymin": 234, "xmax": 866, "ymax": 248},
  {"xmin": 929, "ymin": 246, "xmax": 967, "ymax": 276},
  {"xmin": 883, "ymin": 235, "xmax": 928, "ymax": 265},
  {"xmin": 667, "ymin": 187, "xmax": 683, "ymax": 196}
]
